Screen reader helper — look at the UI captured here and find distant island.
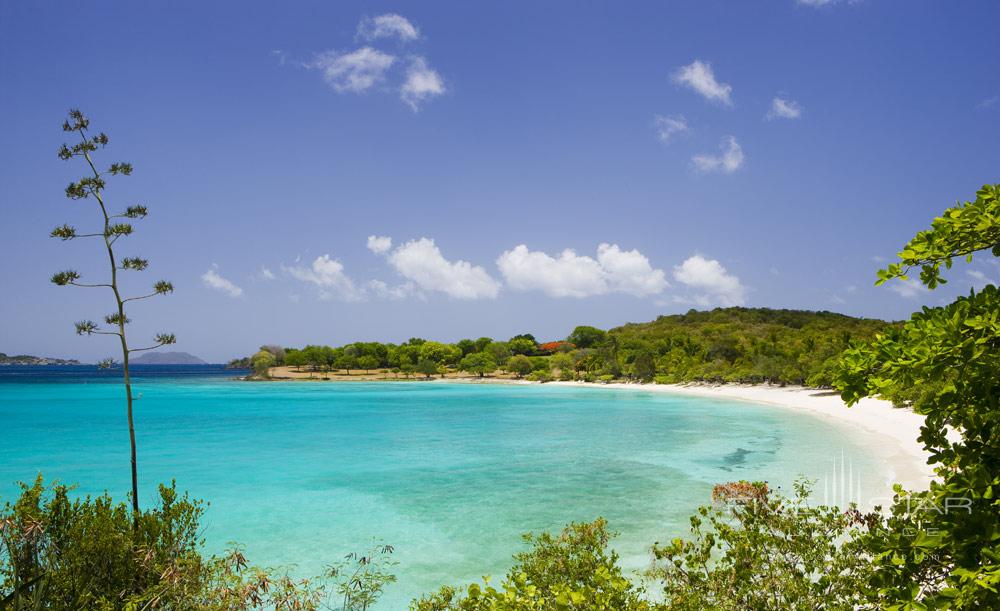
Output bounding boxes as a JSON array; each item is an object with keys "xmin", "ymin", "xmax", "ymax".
[
  {"xmin": 0, "ymin": 352, "xmax": 82, "ymax": 366},
  {"xmin": 131, "ymin": 351, "xmax": 208, "ymax": 365}
]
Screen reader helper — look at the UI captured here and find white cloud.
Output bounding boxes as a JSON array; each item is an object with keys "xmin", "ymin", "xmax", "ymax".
[
  {"xmin": 496, "ymin": 243, "xmax": 668, "ymax": 298},
  {"xmin": 284, "ymin": 255, "xmax": 365, "ymax": 301},
  {"xmin": 309, "ymin": 47, "xmax": 395, "ymax": 93},
  {"xmin": 597, "ymin": 244, "xmax": 670, "ymax": 296},
  {"xmin": 387, "ymin": 238, "xmax": 500, "ymax": 299},
  {"xmin": 673, "ymin": 255, "xmax": 746, "ymax": 306},
  {"xmin": 887, "ymin": 278, "xmax": 928, "ymax": 299},
  {"xmin": 672, "ymin": 60, "xmax": 733, "ymax": 106},
  {"xmin": 368, "ymin": 279, "xmax": 417, "ymax": 300},
  {"xmin": 367, "ymin": 235, "xmax": 393, "ymax": 254},
  {"xmin": 401, "ymin": 57, "xmax": 446, "ymax": 111},
  {"xmin": 497, "ymin": 246, "xmax": 608, "ymax": 298},
  {"xmin": 259, "ymin": 267, "xmax": 275, "ymax": 281},
  {"xmin": 767, "ymin": 96, "xmax": 802, "ymax": 120},
  {"xmin": 692, "ymin": 136, "xmax": 744, "ymax": 173},
  {"xmin": 358, "ymin": 14, "xmax": 419, "ymax": 42},
  {"xmin": 202, "ymin": 266, "xmax": 243, "ymax": 298},
  {"xmin": 653, "ymin": 114, "xmax": 689, "ymax": 144}
]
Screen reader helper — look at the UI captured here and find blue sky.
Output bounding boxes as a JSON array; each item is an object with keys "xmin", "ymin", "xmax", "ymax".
[{"xmin": 1, "ymin": 0, "xmax": 998, "ymax": 363}]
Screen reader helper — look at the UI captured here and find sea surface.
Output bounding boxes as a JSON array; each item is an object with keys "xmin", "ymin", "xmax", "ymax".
[{"xmin": 1, "ymin": 365, "xmax": 892, "ymax": 608}]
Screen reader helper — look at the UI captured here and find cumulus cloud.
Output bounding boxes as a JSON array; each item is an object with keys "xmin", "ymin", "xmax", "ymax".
[
  {"xmin": 887, "ymin": 278, "xmax": 929, "ymax": 299},
  {"xmin": 367, "ymin": 235, "xmax": 393, "ymax": 254},
  {"xmin": 672, "ymin": 60, "xmax": 733, "ymax": 106},
  {"xmin": 284, "ymin": 255, "xmax": 365, "ymax": 301},
  {"xmin": 358, "ymin": 14, "xmax": 420, "ymax": 42},
  {"xmin": 259, "ymin": 267, "xmax": 275, "ymax": 281},
  {"xmin": 202, "ymin": 266, "xmax": 243, "ymax": 298},
  {"xmin": 653, "ymin": 114, "xmax": 689, "ymax": 144},
  {"xmin": 692, "ymin": 136, "xmax": 744, "ymax": 173},
  {"xmin": 401, "ymin": 56, "xmax": 446, "ymax": 111},
  {"xmin": 767, "ymin": 96, "xmax": 802, "ymax": 120},
  {"xmin": 308, "ymin": 47, "xmax": 395, "ymax": 93},
  {"xmin": 497, "ymin": 243, "xmax": 668, "ymax": 298},
  {"xmin": 386, "ymin": 238, "xmax": 500, "ymax": 299},
  {"xmin": 672, "ymin": 255, "xmax": 746, "ymax": 306}
]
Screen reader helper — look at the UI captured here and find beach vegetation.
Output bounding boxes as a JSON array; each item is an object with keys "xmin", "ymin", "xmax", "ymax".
[
  {"xmin": 835, "ymin": 183, "xmax": 1000, "ymax": 609},
  {"xmin": 506, "ymin": 355, "xmax": 533, "ymax": 378},
  {"xmin": 647, "ymin": 479, "xmax": 872, "ymax": 610},
  {"xmin": 250, "ymin": 349, "xmax": 276, "ymax": 378},
  {"xmin": 412, "ymin": 518, "xmax": 649, "ymax": 611},
  {"xmin": 0, "ymin": 477, "xmax": 394, "ymax": 610},
  {"xmin": 459, "ymin": 352, "xmax": 498, "ymax": 378}
]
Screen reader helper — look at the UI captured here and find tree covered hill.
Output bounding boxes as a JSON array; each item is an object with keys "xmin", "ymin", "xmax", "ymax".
[
  {"xmin": 245, "ymin": 307, "xmax": 893, "ymax": 387},
  {"xmin": 606, "ymin": 307, "xmax": 894, "ymax": 386}
]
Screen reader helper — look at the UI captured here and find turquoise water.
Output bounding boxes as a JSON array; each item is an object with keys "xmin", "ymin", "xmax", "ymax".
[{"xmin": 0, "ymin": 369, "xmax": 891, "ymax": 608}]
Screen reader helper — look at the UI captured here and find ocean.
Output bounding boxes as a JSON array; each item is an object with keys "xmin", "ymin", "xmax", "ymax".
[{"xmin": 0, "ymin": 365, "xmax": 891, "ymax": 608}]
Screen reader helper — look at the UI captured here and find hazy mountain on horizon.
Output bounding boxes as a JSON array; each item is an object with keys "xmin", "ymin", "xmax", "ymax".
[{"xmin": 130, "ymin": 351, "xmax": 208, "ymax": 365}]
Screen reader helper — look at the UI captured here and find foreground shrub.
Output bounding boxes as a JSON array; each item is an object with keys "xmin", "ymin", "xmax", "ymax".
[
  {"xmin": 0, "ymin": 477, "xmax": 394, "ymax": 610},
  {"xmin": 647, "ymin": 480, "xmax": 872, "ymax": 610},
  {"xmin": 411, "ymin": 518, "xmax": 650, "ymax": 610},
  {"xmin": 836, "ymin": 184, "xmax": 1000, "ymax": 609}
]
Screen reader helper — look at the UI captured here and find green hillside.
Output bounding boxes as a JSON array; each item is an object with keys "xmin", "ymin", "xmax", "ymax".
[{"xmin": 605, "ymin": 307, "xmax": 894, "ymax": 386}]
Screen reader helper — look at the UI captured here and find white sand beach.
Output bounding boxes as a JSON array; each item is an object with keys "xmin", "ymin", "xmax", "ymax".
[{"xmin": 549, "ymin": 381, "xmax": 936, "ymax": 492}]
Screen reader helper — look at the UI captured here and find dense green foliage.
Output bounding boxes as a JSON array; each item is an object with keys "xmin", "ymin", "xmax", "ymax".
[
  {"xmin": 648, "ymin": 480, "xmax": 871, "ymax": 610},
  {"xmin": 835, "ymin": 184, "xmax": 1000, "ymax": 609},
  {"xmin": 249, "ymin": 308, "xmax": 891, "ymax": 387},
  {"xmin": 0, "ymin": 477, "xmax": 394, "ymax": 610},
  {"xmin": 412, "ymin": 519, "xmax": 650, "ymax": 611}
]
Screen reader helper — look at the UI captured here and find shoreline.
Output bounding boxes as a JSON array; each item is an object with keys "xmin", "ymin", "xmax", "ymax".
[{"xmin": 546, "ymin": 380, "xmax": 935, "ymax": 492}]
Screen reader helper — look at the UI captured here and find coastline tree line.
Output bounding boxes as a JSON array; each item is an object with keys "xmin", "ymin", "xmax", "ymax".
[
  {"xmin": 238, "ymin": 307, "xmax": 892, "ymax": 388},
  {"xmin": 2, "ymin": 112, "xmax": 997, "ymax": 610}
]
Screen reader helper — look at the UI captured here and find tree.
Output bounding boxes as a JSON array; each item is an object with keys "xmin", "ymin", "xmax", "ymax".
[
  {"xmin": 507, "ymin": 337, "xmax": 537, "ymax": 356},
  {"xmin": 285, "ymin": 349, "xmax": 306, "ymax": 371},
  {"xmin": 251, "ymin": 349, "xmax": 276, "ymax": 378},
  {"xmin": 50, "ymin": 110, "xmax": 176, "ymax": 517},
  {"xmin": 628, "ymin": 350, "xmax": 656, "ymax": 382},
  {"xmin": 568, "ymin": 325, "xmax": 607, "ymax": 349},
  {"xmin": 835, "ymin": 184, "xmax": 1000, "ymax": 609},
  {"xmin": 549, "ymin": 352, "xmax": 574, "ymax": 375},
  {"xmin": 260, "ymin": 344, "xmax": 286, "ymax": 365},
  {"xmin": 507, "ymin": 355, "xmax": 533, "ymax": 378},
  {"xmin": 416, "ymin": 358, "xmax": 440, "ymax": 379},
  {"xmin": 335, "ymin": 354, "xmax": 358, "ymax": 374},
  {"xmin": 358, "ymin": 355, "xmax": 379, "ymax": 374},
  {"xmin": 485, "ymin": 341, "xmax": 511, "ymax": 366},
  {"xmin": 419, "ymin": 341, "xmax": 461, "ymax": 366},
  {"xmin": 459, "ymin": 352, "xmax": 497, "ymax": 378}
]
